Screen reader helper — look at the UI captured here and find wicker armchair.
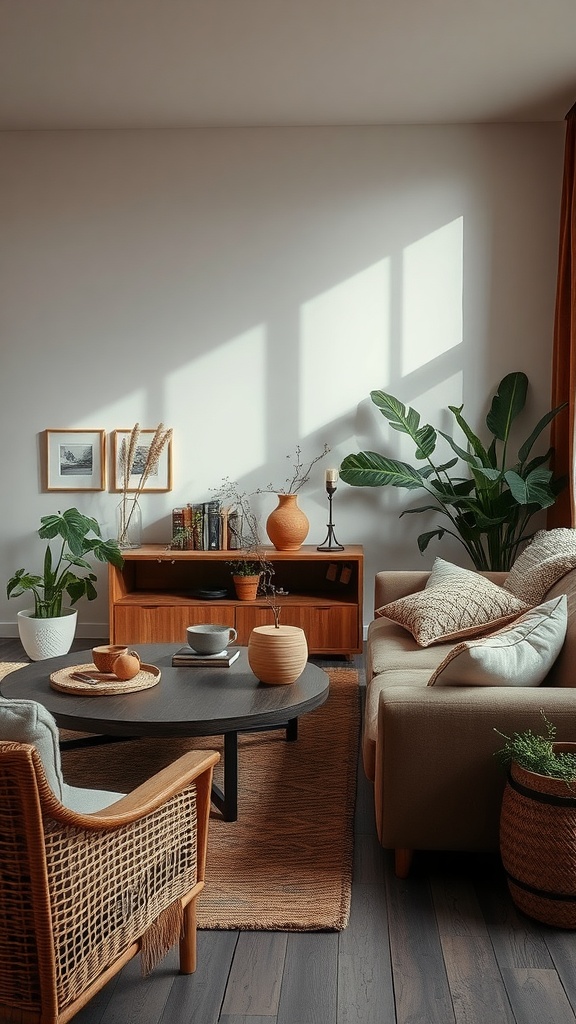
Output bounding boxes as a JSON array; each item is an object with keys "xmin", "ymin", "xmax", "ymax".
[{"xmin": 0, "ymin": 739, "xmax": 219, "ymax": 1024}]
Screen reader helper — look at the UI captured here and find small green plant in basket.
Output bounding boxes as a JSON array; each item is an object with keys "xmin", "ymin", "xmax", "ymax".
[{"xmin": 494, "ymin": 712, "xmax": 576, "ymax": 784}]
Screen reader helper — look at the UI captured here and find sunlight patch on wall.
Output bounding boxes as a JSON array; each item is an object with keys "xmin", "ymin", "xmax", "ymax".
[
  {"xmin": 300, "ymin": 259, "xmax": 391, "ymax": 436},
  {"xmin": 401, "ymin": 217, "xmax": 463, "ymax": 376},
  {"xmin": 167, "ymin": 325, "xmax": 267, "ymax": 480}
]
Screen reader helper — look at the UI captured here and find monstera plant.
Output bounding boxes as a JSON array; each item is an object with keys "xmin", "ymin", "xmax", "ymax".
[{"xmin": 340, "ymin": 371, "xmax": 567, "ymax": 571}]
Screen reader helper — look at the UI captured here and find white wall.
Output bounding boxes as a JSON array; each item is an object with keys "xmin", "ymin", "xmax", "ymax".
[{"xmin": 0, "ymin": 124, "xmax": 565, "ymax": 637}]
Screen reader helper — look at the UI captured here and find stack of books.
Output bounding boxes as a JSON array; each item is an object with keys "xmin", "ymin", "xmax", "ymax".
[
  {"xmin": 171, "ymin": 646, "xmax": 240, "ymax": 667},
  {"xmin": 171, "ymin": 502, "xmax": 242, "ymax": 551}
]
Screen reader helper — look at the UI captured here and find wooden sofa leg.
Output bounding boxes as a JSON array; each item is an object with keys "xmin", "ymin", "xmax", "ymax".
[{"xmin": 394, "ymin": 848, "xmax": 413, "ymax": 878}]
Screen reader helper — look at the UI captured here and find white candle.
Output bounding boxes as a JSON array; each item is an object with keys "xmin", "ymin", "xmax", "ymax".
[{"xmin": 325, "ymin": 468, "xmax": 338, "ymax": 484}]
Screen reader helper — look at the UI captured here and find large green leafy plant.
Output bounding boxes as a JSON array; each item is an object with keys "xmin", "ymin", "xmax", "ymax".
[
  {"xmin": 7, "ymin": 508, "xmax": 124, "ymax": 618},
  {"xmin": 340, "ymin": 372, "xmax": 567, "ymax": 571}
]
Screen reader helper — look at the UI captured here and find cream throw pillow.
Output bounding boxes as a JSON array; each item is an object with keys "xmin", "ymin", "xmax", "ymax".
[
  {"xmin": 504, "ymin": 528, "xmax": 576, "ymax": 605},
  {"xmin": 428, "ymin": 595, "xmax": 567, "ymax": 686},
  {"xmin": 376, "ymin": 559, "xmax": 530, "ymax": 647}
]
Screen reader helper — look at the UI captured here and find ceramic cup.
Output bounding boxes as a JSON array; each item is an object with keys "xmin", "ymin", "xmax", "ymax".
[
  {"xmin": 186, "ymin": 624, "xmax": 238, "ymax": 655},
  {"xmin": 92, "ymin": 644, "xmax": 128, "ymax": 672}
]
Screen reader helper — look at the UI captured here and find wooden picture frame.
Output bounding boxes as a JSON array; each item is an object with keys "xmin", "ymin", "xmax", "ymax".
[
  {"xmin": 111, "ymin": 429, "xmax": 173, "ymax": 492},
  {"xmin": 44, "ymin": 429, "xmax": 106, "ymax": 491}
]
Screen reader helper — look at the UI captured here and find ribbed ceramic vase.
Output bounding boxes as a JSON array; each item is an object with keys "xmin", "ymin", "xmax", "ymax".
[
  {"xmin": 247, "ymin": 624, "xmax": 308, "ymax": 685},
  {"xmin": 266, "ymin": 494, "xmax": 309, "ymax": 551}
]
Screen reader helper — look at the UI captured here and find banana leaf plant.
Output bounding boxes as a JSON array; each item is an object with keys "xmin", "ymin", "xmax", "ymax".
[
  {"xmin": 339, "ymin": 372, "xmax": 567, "ymax": 571},
  {"xmin": 7, "ymin": 508, "xmax": 124, "ymax": 618}
]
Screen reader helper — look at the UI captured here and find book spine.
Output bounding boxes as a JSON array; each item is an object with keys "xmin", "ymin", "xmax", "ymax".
[
  {"xmin": 206, "ymin": 500, "xmax": 221, "ymax": 550},
  {"xmin": 171, "ymin": 507, "xmax": 185, "ymax": 549},
  {"xmin": 192, "ymin": 504, "xmax": 204, "ymax": 549},
  {"xmin": 219, "ymin": 507, "xmax": 229, "ymax": 550}
]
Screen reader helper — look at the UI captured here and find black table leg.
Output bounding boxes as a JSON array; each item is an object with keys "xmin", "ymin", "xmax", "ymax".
[
  {"xmin": 210, "ymin": 731, "xmax": 238, "ymax": 822},
  {"xmin": 286, "ymin": 717, "xmax": 298, "ymax": 741}
]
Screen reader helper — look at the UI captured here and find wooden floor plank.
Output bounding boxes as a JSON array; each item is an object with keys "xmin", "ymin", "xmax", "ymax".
[
  {"xmin": 277, "ymin": 932, "xmax": 339, "ymax": 1024},
  {"xmin": 158, "ymin": 931, "xmax": 238, "ymax": 1024},
  {"xmin": 75, "ymin": 948, "xmax": 177, "ymax": 1024},
  {"xmin": 221, "ymin": 932, "xmax": 288, "ymax": 1016},
  {"xmin": 541, "ymin": 929, "xmax": 576, "ymax": 1010},
  {"xmin": 431, "ymin": 869, "xmax": 515, "ymax": 1024},
  {"xmin": 337, "ymin": 882, "xmax": 395, "ymax": 1024},
  {"xmin": 385, "ymin": 858, "xmax": 456, "ymax": 1024},
  {"xmin": 475, "ymin": 867, "xmax": 555, "ymax": 969},
  {"xmin": 501, "ymin": 967, "xmax": 576, "ymax": 1024}
]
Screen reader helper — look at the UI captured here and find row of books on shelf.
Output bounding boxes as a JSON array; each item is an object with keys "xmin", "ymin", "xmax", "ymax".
[{"xmin": 171, "ymin": 501, "xmax": 243, "ymax": 550}]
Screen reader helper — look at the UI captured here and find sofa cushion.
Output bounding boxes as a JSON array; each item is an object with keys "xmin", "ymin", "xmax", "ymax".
[
  {"xmin": 428, "ymin": 595, "xmax": 568, "ymax": 687},
  {"xmin": 376, "ymin": 559, "xmax": 529, "ymax": 647},
  {"xmin": 504, "ymin": 528, "xmax": 576, "ymax": 605}
]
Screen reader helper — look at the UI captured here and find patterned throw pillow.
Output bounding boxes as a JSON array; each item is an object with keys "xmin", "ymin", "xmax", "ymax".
[
  {"xmin": 428, "ymin": 595, "xmax": 567, "ymax": 686},
  {"xmin": 504, "ymin": 529, "xmax": 576, "ymax": 606},
  {"xmin": 376, "ymin": 559, "xmax": 530, "ymax": 647}
]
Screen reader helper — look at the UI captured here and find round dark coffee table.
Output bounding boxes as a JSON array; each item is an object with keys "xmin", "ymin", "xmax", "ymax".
[{"xmin": 0, "ymin": 644, "xmax": 329, "ymax": 821}]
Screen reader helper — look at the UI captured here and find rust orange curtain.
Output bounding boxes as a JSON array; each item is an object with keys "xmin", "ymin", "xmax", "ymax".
[{"xmin": 548, "ymin": 102, "xmax": 576, "ymax": 528}]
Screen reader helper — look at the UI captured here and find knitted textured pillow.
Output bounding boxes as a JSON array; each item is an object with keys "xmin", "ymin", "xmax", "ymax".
[
  {"xmin": 504, "ymin": 529, "xmax": 576, "ymax": 605},
  {"xmin": 428, "ymin": 595, "xmax": 567, "ymax": 686},
  {"xmin": 376, "ymin": 561, "xmax": 530, "ymax": 647}
]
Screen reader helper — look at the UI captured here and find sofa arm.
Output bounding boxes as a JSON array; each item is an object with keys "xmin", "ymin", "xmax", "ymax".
[
  {"xmin": 373, "ymin": 569, "xmax": 508, "ymax": 612},
  {"xmin": 374, "ymin": 684, "xmax": 576, "ymax": 857}
]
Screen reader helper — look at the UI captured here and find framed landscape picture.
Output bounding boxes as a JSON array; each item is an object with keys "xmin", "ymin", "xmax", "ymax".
[
  {"xmin": 111, "ymin": 428, "xmax": 173, "ymax": 492},
  {"xmin": 44, "ymin": 429, "xmax": 106, "ymax": 491}
]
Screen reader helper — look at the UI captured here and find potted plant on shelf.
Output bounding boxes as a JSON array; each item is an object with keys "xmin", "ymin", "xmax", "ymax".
[
  {"xmin": 258, "ymin": 443, "xmax": 331, "ymax": 550},
  {"xmin": 339, "ymin": 371, "xmax": 567, "ymax": 571},
  {"xmin": 6, "ymin": 508, "xmax": 124, "ymax": 661},
  {"xmin": 494, "ymin": 713, "xmax": 576, "ymax": 927}
]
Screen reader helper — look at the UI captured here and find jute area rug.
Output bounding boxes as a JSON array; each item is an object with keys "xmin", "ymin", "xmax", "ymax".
[{"xmin": 0, "ymin": 663, "xmax": 360, "ymax": 932}]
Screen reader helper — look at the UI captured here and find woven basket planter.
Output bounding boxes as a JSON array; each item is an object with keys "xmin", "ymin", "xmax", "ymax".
[{"xmin": 500, "ymin": 743, "xmax": 576, "ymax": 928}]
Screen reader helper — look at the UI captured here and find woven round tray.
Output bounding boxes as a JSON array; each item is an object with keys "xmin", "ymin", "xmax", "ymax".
[{"xmin": 49, "ymin": 663, "xmax": 161, "ymax": 696}]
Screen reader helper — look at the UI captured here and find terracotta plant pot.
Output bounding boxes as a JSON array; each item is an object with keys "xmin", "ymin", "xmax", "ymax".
[
  {"xmin": 247, "ymin": 624, "xmax": 308, "ymax": 685},
  {"xmin": 266, "ymin": 494, "xmax": 310, "ymax": 551},
  {"xmin": 233, "ymin": 575, "xmax": 260, "ymax": 601},
  {"xmin": 500, "ymin": 743, "xmax": 576, "ymax": 928}
]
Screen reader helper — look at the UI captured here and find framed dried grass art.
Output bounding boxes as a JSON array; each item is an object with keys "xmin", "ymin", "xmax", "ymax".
[
  {"xmin": 112, "ymin": 427, "xmax": 173, "ymax": 492},
  {"xmin": 44, "ymin": 429, "xmax": 106, "ymax": 491}
]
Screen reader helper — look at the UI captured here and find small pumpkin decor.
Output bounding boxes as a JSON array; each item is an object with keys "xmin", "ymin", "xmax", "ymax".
[
  {"xmin": 247, "ymin": 597, "xmax": 308, "ymax": 685},
  {"xmin": 113, "ymin": 650, "xmax": 142, "ymax": 680},
  {"xmin": 495, "ymin": 714, "xmax": 576, "ymax": 928}
]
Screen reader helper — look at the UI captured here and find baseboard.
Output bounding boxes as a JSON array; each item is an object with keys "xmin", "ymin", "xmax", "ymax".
[{"xmin": 0, "ymin": 622, "xmax": 109, "ymax": 639}]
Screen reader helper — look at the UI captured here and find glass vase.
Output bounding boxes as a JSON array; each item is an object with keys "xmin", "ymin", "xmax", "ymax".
[{"xmin": 116, "ymin": 497, "xmax": 142, "ymax": 549}]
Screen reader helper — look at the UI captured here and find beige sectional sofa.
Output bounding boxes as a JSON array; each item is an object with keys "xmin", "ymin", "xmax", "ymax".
[{"xmin": 364, "ymin": 555, "xmax": 576, "ymax": 878}]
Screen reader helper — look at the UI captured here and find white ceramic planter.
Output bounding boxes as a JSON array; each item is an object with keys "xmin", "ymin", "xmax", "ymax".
[{"xmin": 17, "ymin": 608, "xmax": 78, "ymax": 661}]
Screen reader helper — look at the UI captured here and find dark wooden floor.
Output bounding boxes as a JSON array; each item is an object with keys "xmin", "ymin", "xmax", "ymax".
[{"xmin": 3, "ymin": 636, "xmax": 576, "ymax": 1023}]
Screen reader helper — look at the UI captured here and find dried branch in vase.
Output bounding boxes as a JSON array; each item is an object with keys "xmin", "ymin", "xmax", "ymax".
[{"xmin": 118, "ymin": 422, "xmax": 172, "ymax": 547}]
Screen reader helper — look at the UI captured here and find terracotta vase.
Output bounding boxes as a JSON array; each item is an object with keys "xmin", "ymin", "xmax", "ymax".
[
  {"xmin": 232, "ymin": 575, "xmax": 260, "ymax": 601},
  {"xmin": 266, "ymin": 494, "xmax": 309, "ymax": 551},
  {"xmin": 247, "ymin": 624, "xmax": 309, "ymax": 685},
  {"xmin": 499, "ymin": 743, "xmax": 576, "ymax": 927}
]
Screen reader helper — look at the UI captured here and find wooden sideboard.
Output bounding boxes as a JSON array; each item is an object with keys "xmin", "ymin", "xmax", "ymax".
[{"xmin": 108, "ymin": 544, "xmax": 363, "ymax": 655}]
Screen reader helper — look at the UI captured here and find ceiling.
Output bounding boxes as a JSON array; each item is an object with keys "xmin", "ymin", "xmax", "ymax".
[{"xmin": 1, "ymin": 0, "xmax": 576, "ymax": 131}]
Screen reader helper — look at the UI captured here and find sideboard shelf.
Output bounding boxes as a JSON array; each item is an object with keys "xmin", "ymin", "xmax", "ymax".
[{"xmin": 108, "ymin": 544, "xmax": 364, "ymax": 655}]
